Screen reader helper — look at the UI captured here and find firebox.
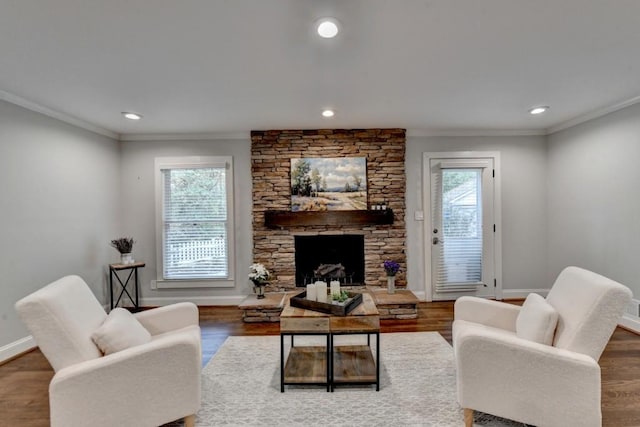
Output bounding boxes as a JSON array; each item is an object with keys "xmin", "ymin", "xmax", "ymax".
[{"xmin": 294, "ymin": 234, "xmax": 365, "ymax": 287}]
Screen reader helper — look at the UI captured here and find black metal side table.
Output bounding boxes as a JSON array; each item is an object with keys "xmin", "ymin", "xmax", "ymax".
[{"xmin": 109, "ymin": 261, "xmax": 145, "ymax": 309}]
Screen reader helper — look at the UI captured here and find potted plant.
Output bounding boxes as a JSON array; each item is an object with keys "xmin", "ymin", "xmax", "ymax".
[
  {"xmin": 248, "ymin": 263, "xmax": 271, "ymax": 299},
  {"xmin": 111, "ymin": 237, "xmax": 135, "ymax": 265},
  {"xmin": 383, "ymin": 260, "xmax": 401, "ymax": 294}
]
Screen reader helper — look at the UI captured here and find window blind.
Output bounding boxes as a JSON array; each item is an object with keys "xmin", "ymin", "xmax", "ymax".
[
  {"xmin": 162, "ymin": 167, "xmax": 228, "ymax": 280},
  {"xmin": 435, "ymin": 169, "xmax": 483, "ymax": 292}
]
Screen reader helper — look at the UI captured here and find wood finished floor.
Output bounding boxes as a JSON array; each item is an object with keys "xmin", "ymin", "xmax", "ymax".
[{"xmin": 2, "ymin": 301, "xmax": 640, "ymax": 426}]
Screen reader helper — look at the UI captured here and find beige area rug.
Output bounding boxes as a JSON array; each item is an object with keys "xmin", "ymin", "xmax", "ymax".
[{"xmin": 190, "ymin": 332, "xmax": 529, "ymax": 426}]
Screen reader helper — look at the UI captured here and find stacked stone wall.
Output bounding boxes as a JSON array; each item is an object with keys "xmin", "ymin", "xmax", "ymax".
[{"xmin": 251, "ymin": 129, "xmax": 406, "ymax": 289}]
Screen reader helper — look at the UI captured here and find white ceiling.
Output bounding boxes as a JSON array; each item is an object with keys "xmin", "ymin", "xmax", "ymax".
[{"xmin": 1, "ymin": 0, "xmax": 640, "ymax": 137}]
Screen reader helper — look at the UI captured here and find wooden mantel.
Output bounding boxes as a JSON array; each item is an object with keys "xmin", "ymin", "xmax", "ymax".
[{"xmin": 264, "ymin": 209, "xmax": 394, "ymax": 228}]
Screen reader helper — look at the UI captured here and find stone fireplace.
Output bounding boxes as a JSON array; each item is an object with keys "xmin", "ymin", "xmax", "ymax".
[
  {"xmin": 294, "ymin": 234, "xmax": 365, "ymax": 286},
  {"xmin": 251, "ymin": 129, "xmax": 406, "ymax": 290}
]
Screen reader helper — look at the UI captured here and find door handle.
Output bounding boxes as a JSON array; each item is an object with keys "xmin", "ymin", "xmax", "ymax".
[{"xmin": 432, "ymin": 237, "xmax": 439, "ymax": 245}]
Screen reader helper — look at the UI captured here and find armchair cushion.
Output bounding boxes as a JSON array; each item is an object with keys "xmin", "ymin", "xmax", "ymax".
[
  {"xmin": 91, "ymin": 308, "xmax": 151, "ymax": 355},
  {"xmin": 516, "ymin": 293, "xmax": 558, "ymax": 345}
]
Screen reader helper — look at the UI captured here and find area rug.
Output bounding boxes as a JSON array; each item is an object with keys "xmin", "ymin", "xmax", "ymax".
[{"xmin": 192, "ymin": 332, "xmax": 528, "ymax": 426}]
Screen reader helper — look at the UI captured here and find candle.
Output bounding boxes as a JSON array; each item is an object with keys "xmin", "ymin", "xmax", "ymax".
[
  {"xmin": 306, "ymin": 283, "xmax": 317, "ymax": 301},
  {"xmin": 330, "ymin": 280, "xmax": 340, "ymax": 298},
  {"xmin": 315, "ymin": 281, "xmax": 327, "ymax": 303}
]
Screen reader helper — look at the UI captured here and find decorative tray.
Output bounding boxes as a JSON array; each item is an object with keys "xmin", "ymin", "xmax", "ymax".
[{"xmin": 289, "ymin": 291, "xmax": 363, "ymax": 316}]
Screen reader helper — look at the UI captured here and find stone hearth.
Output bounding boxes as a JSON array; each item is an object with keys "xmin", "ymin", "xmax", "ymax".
[{"xmin": 238, "ymin": 288, "xmax": 418, "ymax": 323}]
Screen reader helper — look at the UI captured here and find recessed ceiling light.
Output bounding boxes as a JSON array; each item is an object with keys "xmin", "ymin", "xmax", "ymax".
[
  {"xmin": 322, "ymin": 109, "xmax": 335, "ymax": 118},
  {"xmin": 528, "ymin": 106, "xmax": 549, "ymax": 115},
  {"xmin": 122, "ymin": 112, "xmax": 142, "ymax": 120},
  {"xmin": 316, "ymin": 18, "xmax": 339, "ymax": 38}
]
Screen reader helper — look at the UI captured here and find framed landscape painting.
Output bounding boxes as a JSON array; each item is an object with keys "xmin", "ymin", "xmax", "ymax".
[{"xmin": 290, "ymin": 157, "xmax": 367, "ymax": 211}]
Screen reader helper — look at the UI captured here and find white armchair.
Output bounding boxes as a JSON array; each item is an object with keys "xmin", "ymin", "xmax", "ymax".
[
  {"xmin": 15, "ymin": 275, "xmax": 201, "ymax": 427},
  {"xmin": 453, "ymin": 266, "xmax": 632, "ymax": 427}
]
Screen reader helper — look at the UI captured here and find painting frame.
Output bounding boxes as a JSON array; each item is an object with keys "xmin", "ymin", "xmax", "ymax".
[{"xmin": 290, "ymin": 157, "xmax": 367, "ymax": 211}]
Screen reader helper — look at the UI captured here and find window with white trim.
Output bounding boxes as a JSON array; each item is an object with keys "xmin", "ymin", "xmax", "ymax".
[{"xmin": 155, "ymin": 157, "xmax": 234, "ymax": 286}]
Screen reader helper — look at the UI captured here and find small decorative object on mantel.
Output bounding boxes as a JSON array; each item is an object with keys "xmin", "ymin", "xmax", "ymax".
[
  {"xmin": 384, "ymin": 260, "xmax": 401, "ymax": 294},
  {"xmin": 249, "ymin": 263, "xmax": 271, "ymax": 299},
  {"xmin": 110, "ymin": 237, "xmax": 135, "ymax": 265}
]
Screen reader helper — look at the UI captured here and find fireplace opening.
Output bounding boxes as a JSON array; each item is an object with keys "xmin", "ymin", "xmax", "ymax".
[{"xmin": 294, "ymin": 235, "xmax": 365, "ymax": 287}]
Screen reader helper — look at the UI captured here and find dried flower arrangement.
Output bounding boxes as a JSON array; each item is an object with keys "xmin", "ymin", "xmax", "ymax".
[{"xmin": 110, "ymin": 237, "xmax": 134, "ymax": 254}]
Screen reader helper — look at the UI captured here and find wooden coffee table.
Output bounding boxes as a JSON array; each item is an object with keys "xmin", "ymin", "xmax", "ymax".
[{"xmin": 279, "ymin": 292, "xmax": 380, "ymax": 392}]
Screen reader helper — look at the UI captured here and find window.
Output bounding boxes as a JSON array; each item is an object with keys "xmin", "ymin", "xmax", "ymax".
[{"xmin": 155, "ymin": 157, "xmax": 234, "ymax": 288}]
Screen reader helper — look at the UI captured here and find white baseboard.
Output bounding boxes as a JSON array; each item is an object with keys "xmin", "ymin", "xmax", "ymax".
[
  {"xmin": 411, "ymin": 290, "xmax": 427, "ymax": 301},
  {"xmin": 501, "ymin": 288, "xmax": 550, "ymax": 299},
  {"xmin": 620, "ymin": 314, "xmax": 640, "ymax": 334},
  {"xmin": 0, "ymin": 336, "xmax": 36, "ymax": 363},
  {"xmin": 416, "ymin": 288, "xmax": 550, "ymax": 302},
  {"xmin": 140, "ymin": 295, "xmax": 247, "ymax": 306}
]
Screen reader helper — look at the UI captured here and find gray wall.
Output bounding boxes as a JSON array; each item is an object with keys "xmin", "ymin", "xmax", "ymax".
[
  {"xmin": 0, "ymin": 100, "xmax": 120, "ymax": 348},
  {"xmin": 405, "ymin": 135, "xmax": 548, "ymax": 297},
  {"xmin": 5, "ymin": 96, "xmax": 639, "ymax": 348},
  {"xmin": 120, "ymin": 138, "xmax": 253, "ymax": 304},
  {"xmin": 547, "ymin": 104, "xmax": 640, "ymax": 297}
]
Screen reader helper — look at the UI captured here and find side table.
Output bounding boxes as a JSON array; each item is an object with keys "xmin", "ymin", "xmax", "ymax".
[{"xmin": 109, "ymin": 261, "xmax": 145, "ymax": 310}]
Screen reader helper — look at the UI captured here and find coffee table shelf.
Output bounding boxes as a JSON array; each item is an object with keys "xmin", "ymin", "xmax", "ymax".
[
  {"xmin": 283, "ymin": 346, "xmax": 330, "ymax": 384},
  {"xmin": 332, "ymin": 344, "xmax": 377, "ymax": 384}
]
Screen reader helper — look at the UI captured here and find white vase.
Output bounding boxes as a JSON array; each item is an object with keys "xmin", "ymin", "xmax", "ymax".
[
  {"xmin": 387, "ymin": 276, "xmax": 396, "ymax": 294},
  {"xmin": 121, "ymin": 253, "xmax": 133, "ymax": 265}
]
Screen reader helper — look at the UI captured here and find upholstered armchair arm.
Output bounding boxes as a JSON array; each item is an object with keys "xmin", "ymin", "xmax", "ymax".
[
  {"xmin": 134, "ymin": 302, "xmax": 199, "ymax": 335},
  {"xmin": 454, "ymin": 296, "xmax": 521, "ymax": 332},
  {"xmin": 454, "ymin": 321, "xmax": 601, "ymax": 427},
  {"xmin": 49, "ymin": 327, "xmax": 201, "ymax": 427}
]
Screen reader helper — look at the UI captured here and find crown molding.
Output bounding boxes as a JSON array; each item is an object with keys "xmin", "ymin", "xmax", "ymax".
[
  {"xmin": 547, "ymin": 94, "xmax": 640, "ymax": 135},
  {"xmin": 4, "ymin": 87, "xmax": 640, "ymax": 141},
  {"xmin": 406, "ymin": 128, "xmax": 546, "ymax": 137},
  {"xmin": 119, "ymin": 132, "xmax": 250, "ymax": 142},
  {"xmin": 0, "ymin": 90, "xmax": 119, "ymax": 140}
]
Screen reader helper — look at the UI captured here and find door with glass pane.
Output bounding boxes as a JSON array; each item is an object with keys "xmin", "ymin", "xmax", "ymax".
[{"xmin": 429, "ymin": 158, "xmax": 495, "ymax": 300}]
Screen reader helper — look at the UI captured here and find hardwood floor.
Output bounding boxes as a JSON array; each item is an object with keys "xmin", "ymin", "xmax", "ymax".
[{"xmin": 2, "ymin": 301, "xmax": 640, "ymax": 426}]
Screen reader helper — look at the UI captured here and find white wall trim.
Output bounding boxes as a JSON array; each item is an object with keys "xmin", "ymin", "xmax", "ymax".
[
  {"xmin": 422, "ymin": 151, "xmax": 503, "ymax": 302},
  {"xmin": 0, "ymin": 336, "xmax": 36, "ymax": 363},
  {"xmin": 501, "ymin": 288, "xmax": 550, "ymax": 299},
  {"xmin": 120, "ymin": 132, "xmax": 249, "ymax": 141},
  {"xmin": 140, "ymin": 295, "xmax": 246, "ymax": 306},
  {"xmin": 412, "ymin": 290, "xmax": 427, "ymax": 301},
  {"xmin": 547, "ymin": 94, "xmax": 640, "ymax": 134},
  {"xmin": 152, "ymin": 279, "xmax": 235, "ymax": 289},
  {"xmin": 154, "ymin": 156, "xmax": 236, "ymax": 285},
  {"xmin": 3, "ymin": 87, "xmax": 640, "ymax": 142},
  {"xmin": 620, "ymin": 314, "xmax": 640, "ymax": 334},
  {"xmin": 0, "ymin": 89, "xmax": 119, "ymax": 140},
  {"xmin": 407, "ymin": 128, "xmax": 546, "ymax": 137}
]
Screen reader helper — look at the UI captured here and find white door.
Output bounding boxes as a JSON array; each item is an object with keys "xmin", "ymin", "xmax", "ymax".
[{"xmin": 424, "ymin": 153, "xmax": 501, "ymax": 301}]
